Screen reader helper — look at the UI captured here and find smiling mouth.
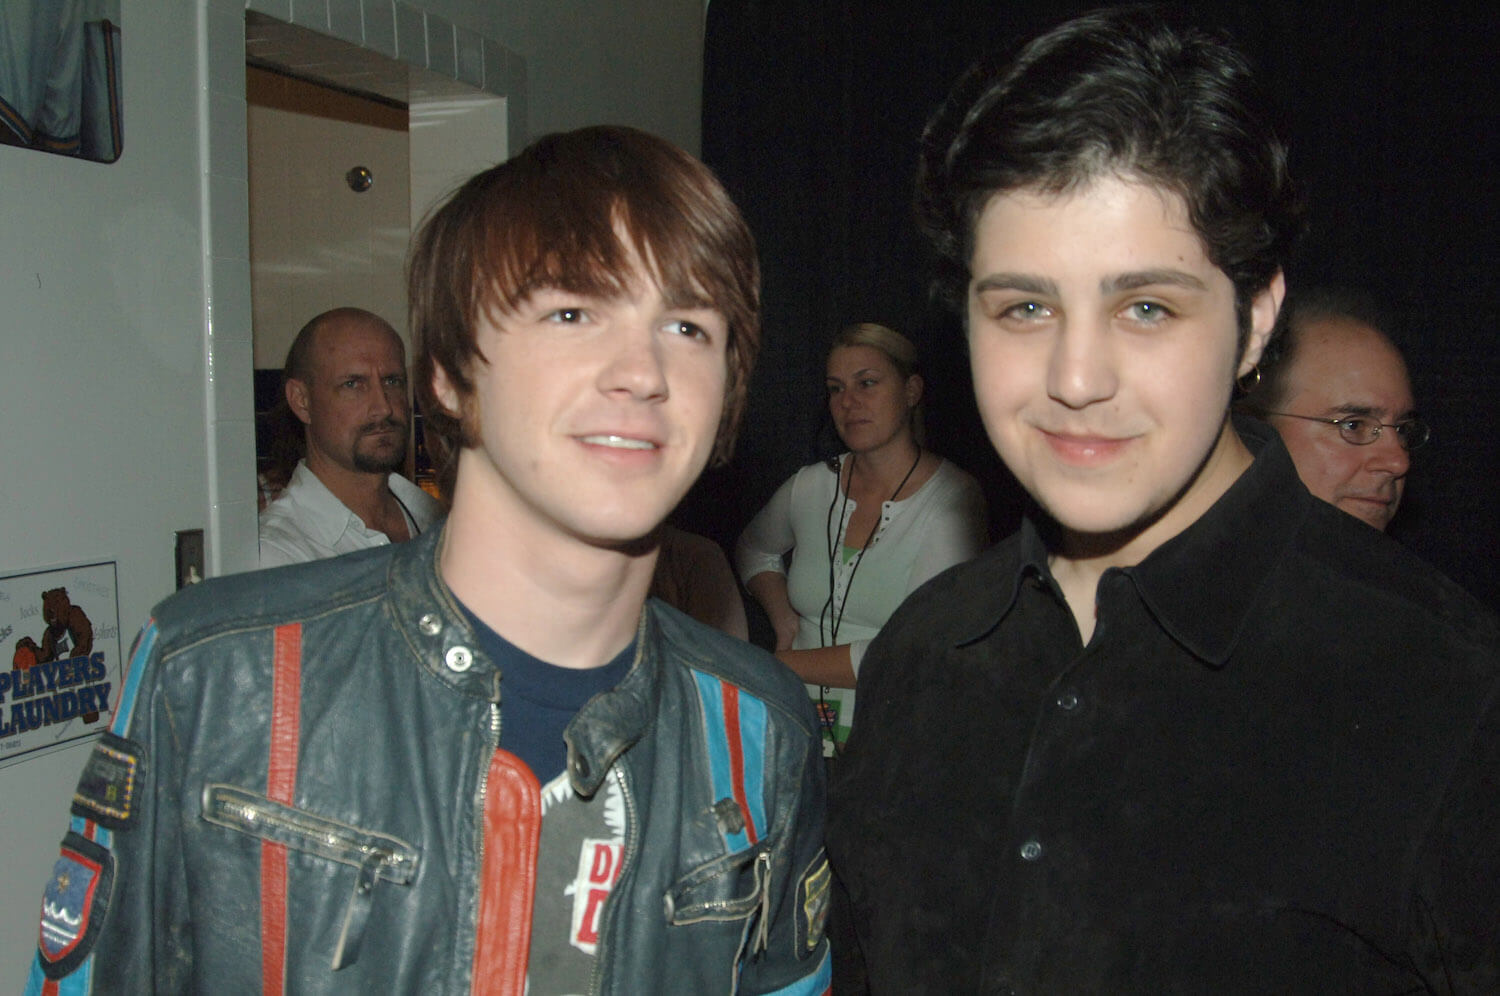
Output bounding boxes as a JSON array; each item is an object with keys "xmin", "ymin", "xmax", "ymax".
[
  {"xmin": 579, "ymin": 434, "xmax": 657, "ymax": 451},
  {"xmin": 1040, "ymin": 429, "xmax": 1131, "ymax": 463}
]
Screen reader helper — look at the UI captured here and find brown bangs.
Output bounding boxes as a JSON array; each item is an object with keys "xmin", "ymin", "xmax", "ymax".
[{"xmin": 410, "ymin": 125, "xmax": 761, "ymax": 496}]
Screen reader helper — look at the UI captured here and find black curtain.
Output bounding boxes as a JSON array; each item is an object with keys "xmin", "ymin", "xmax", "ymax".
[{"xmin": 694, "ymin": 0, "xmax": 1500, "ymax": 609}]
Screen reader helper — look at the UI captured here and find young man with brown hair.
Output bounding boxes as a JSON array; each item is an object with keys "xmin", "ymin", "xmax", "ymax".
[{"xmin": 28, "ymin": 126, "xmax": 831, "ymax": 995}]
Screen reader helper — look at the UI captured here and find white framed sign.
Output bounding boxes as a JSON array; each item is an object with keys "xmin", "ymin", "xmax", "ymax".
[{"xmin": 0, "ymin": 560, "xmax": 123, "ymax": 766}]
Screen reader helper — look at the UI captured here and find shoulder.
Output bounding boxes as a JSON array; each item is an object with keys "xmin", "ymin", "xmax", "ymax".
[
  {"xmin": 149, "ymin": 545, "xmax": 397, "ymax": 656},
  {"xmin": 874, "ymin": 532, "xmax": 1021, "ymax": 641},
  {"xmin": 257, "ymin": 500, "xmax": 324, "ymax": 564},
  {"xmin": 784, "ymin": 459, "xmax": 837, "ymax": 497},
  {"xmin": 922, "ymin": 458, "xmax": 986, "ymax": 507},
  {"xmin": 257, "ymin": 466, "xmax": 347, "ymax": 562},
  {"xmin": 1284, "ymin": 502, "xmax": 1500, "ymax": 662},
  {"xmin": 661, "ymin": 525, "xmax": 727, "ymax": 567},
  {"xmin": 938, "ymin": 457, "xmax": 983, "ymax": 492},
  {"xmin": 648, "ymin": 600, "xmax": 817, "ymax": 735},
  {"xmin": 388, "ymin": 474, "xmax": 444, "ymax": 523}
]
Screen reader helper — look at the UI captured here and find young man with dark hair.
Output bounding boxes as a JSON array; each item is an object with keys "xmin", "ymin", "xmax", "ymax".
[
  {"xmin": 27, "ymin": 126, "xmax": 832, "ymax": 995},
  {"xmin": 828, "ymin": 8, "xmax": 1499, "ymax": 992}
]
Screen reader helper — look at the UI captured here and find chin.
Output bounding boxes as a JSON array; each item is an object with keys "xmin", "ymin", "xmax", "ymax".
[
  {"xmin": 354, "ymin": 443, "xmax": 407, "ymax": 475},
  {"xmin": 1348, "ymin": 507, "xmax": 1391, "ymax": 531}
]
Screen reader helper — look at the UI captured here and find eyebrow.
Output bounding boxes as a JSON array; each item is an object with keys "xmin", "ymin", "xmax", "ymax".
[
  {"xmin": 1326, "ymin": 403, "xmax": 1419, "ymax": 421},
  {"xmin": 826, "ymin": 368, "xmax": 882, "ymax": 382},
  {"xmin": 971, "ymin": 273, "xmax": 1059, "ymax": 297},
  {"xmin": 1100, "ymin": 269, "xmax": 1210, "ymax": 294},
  {"xmin": 971, "ymin": 269, "xmax": 1209, "ymax": 297}
]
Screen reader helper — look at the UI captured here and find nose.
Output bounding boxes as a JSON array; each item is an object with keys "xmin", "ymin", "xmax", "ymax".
[
  {"xmin": 1046, "ymin": 320, "xmax": 1117, "ymax": 410},
  {"xmin": 381, "ymin": 380, "xmax": 409, "ymax": 421},
  {"xmin": 599, "ymin": 322, "xmax": 669, "ymax": 401},
  {"xmin": 370, "ymin": 380, "xmax": 395, "ymax": 419},
  {"xmin": 1365, "ymin": 428, "xmax": 1410, "ymax": 478}
]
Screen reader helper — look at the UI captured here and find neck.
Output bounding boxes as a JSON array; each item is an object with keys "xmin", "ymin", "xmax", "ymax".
[
  {"xmin": 847, "ymin": 434, "xmax": 921, "ymax": 495},
  {"xmin": 437, "ymin": 470, "xmax": 656, "ymax": 670}
]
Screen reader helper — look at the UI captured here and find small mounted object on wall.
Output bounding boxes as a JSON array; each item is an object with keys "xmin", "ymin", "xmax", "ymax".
[
  {"xmin": 175, "ymin": 529, "xmax": 204, "ymax": 589},
  {"xmin": 346, "ymin": 165, "xmax": 373, "ymax": 192}
]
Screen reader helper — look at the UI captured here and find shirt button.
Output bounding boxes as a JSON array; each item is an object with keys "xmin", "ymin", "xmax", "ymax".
[
  {"xmin": 418, "ymin": 613, "xmax": 441, "ymax": 636},
  {"xmin": 1019, "ymin": 839, "xmax": 1043, "ymax": 861},
  {"xmin": 1056, "ymin": 691, "xmax": 1080, "ymax": 711},
  {"xmin": 444, "ymin": 645, "xmax": 473, "ymax": 672}
]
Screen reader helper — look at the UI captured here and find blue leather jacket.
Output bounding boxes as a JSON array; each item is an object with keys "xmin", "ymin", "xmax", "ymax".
[{"xmin": 27, "ymin": 527, "xmax": 832, "ymax": 994}]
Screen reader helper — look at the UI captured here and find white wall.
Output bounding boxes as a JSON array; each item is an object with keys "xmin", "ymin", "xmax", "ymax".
[
  {"xmin": 0, "ymin": 0, "xmax": 704, "ymax": 982},
  {"xmin": 248, "ymin": 81, "xmax": 412, "ymax": 366},
  {"xmin": 0, "ymin": 0, "xmax": 237, "ymax": 980}
]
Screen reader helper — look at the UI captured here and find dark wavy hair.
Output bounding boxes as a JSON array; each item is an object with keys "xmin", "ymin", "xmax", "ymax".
[
  {"xmin": 917, "ymin": 5, "xmax": 1304, "ymax": 342},
  {"xmin": 408, "ymin": 125, "xmax": 761, "ymax": 495}
]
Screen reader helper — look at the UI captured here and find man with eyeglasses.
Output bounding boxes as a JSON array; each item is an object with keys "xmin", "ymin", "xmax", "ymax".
[{"xmin": 1241, "ymin": 287, "xmax": 1424, "ymax": 530}]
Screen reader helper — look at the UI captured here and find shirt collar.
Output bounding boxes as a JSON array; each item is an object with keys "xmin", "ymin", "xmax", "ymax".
[
  {"xmin": 961, "ymin": 417, "xmax": 1311, "ymax": 666},
  {"xmin": 284, "ymin": 459, "xmax": 368, "ymax": 548},
  {"xmin": 1126, "ymin": 418, "xmax": 1310, "ymax": 666}
]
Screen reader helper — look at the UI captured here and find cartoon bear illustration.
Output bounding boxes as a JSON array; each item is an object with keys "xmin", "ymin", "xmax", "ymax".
[
  {"xmin": 13, "ymin": 588, "xmax": 99, "ymax": 722},
  {"xmin": 39, "ymin": 588, "xmax": 93, "ymax": 662}
]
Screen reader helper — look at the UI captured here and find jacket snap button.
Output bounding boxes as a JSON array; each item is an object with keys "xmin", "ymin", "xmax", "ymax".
[
  {"xmin": 1019, "ymin": 839, "xmax": 1043, "ymax": 861},
  {"xmin": 1056, "ymin": 691, "xmax": 1079, "ymax": 711},
  {"xmin": 418, "ymin": 613, "xmax": 441, "ymax": 636},
  {"xmin": 444, "ymin": 646, "xmax": 474, "ymax": 672}
]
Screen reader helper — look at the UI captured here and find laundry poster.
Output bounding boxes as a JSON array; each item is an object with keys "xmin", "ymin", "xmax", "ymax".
[{"xmin": 0, "ymin": 561, "xmax": 123, "ymax": 766}]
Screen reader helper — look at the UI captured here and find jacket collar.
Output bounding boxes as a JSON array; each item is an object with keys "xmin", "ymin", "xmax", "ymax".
[
  {"xmin": 564, "ymin": 610, "xmax": 660, "ymax": 797},
  {"xmin": 965, "ymin": 418, "xmax": 1311, "ymax": 667},
  {"xmin": 386, "ymin": 525, "xmax": 502, "ymax": 702},
  {"xmin": 384, "ymin": 524, "xmax": 661, "ymax": 796}
]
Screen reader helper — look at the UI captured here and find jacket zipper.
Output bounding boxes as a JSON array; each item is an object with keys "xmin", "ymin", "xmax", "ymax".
[
  {"xmin": 471, "ymin": 696, "xmax": 503, "ymax": 991},
  {"xmin": 586, "ymin": 765, "xmax": 637, "ymax": 995}
]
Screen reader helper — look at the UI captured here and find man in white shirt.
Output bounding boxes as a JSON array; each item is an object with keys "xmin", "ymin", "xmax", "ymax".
[{"xmin": 259, "ymin": 307, "xmax": 443, "ymax": 567}]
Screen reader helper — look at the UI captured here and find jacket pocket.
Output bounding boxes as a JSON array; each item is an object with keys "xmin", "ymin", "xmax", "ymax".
[
  {"xmin": 665, "ymin": 840, "xmax": 772, "ymax": 925},
  {"xmin": 200, "ymin": 783, "xmax": 420, "ymax": 969}
]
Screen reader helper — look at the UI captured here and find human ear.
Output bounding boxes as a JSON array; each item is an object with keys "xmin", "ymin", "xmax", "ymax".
[
  {"xmin": 285, "ymin": 379, "xmax": 313, "ymax": 425},
  {"xmin": 905, "ymin": 373, "xmax": 925, "ymax": 408},
  {"xmin": 429, "ymin": 364, "xmax": 463, "ymax": 419},
  {"xmin": 1238, "ymin": 270, "xmax": 1286, "ymax": 376}
]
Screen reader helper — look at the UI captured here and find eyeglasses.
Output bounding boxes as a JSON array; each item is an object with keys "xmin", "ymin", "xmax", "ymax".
[{"xmin": 1264, "ymin": 411, "xmax": 1431, "ymax": 451}]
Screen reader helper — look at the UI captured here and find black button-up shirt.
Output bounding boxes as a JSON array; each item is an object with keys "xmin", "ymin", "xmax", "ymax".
[{"xmin": 828, "ymin": 422, "xmax": 1500, "ymax": 993}]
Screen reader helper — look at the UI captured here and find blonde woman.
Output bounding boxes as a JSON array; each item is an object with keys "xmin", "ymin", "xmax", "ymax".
[{"xmin": 737, "ymin": 323, "xmax": 988, "ymax": 755}]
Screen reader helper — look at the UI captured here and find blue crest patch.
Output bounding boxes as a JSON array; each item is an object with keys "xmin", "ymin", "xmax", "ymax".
[{"xmin": 38, "ymin": 831, "xmax": 114, "ymax": 979}]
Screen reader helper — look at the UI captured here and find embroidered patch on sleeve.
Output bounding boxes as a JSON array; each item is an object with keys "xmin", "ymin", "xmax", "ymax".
[
  {"xmin": 38, "ymin": 831, "xmax": 115, "ymax": 979},
  {"xmin": 70, "ymin": 732, "xmax": 144, "ymax": 831},
  {"xmin": 797, "ymin": 850, "xmax": 831, "ymax": 954}
]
